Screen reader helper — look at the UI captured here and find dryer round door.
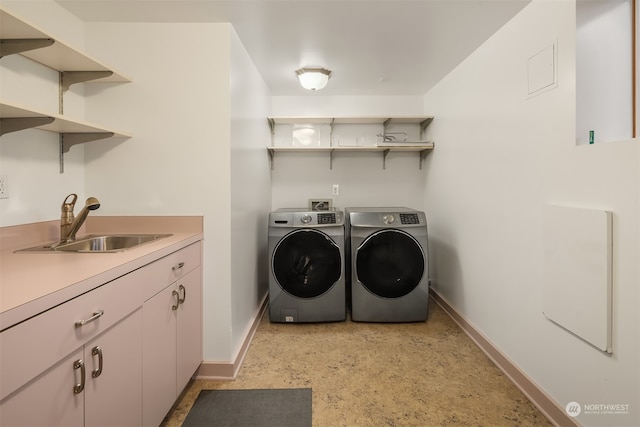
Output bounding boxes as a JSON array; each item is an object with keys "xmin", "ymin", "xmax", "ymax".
[
  {"xmin": 356, "ymin": 229, "xmax": 425, "ymax": 298},
  {"xmin": 272, "ymin": 229, "xmax": 342, "ymax": 298}
]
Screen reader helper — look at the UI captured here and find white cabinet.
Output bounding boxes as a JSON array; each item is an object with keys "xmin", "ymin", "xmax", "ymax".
[
  {"xmin": 142, "ymin": 284, "xmax": 178, "ymax": 427},
  {"xmin": 0, "ymin": 241, "xmax": 203, "ymax": 427},
  {"xmin": 0, "ymin": 261, "xmax": 145, "ymax": 404},
  {"xmin": 267, "ymin": 116, "xmax": 435, "ymax": 169},
  {"xmin": 142, "ymin": 244, "xmax": 202, "ymax": 427},
  {"xmin": 83, "ymin": 310, "xmax": 143, "ymax": 427},
  {"xmin": 0, "ymin": 349, "xmax": 84, "ymax": 426},
  {"xmin": 176, "ymin": 268, "xmax": 203, "ymax": 392},
  {"xmin": 0, "ymin": 310, "xmax": 142, "ymax": 427}
]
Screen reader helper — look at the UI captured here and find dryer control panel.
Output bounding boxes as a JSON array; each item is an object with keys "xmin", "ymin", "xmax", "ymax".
[{"xmin": 348, "ymin": 208, "xmax": 426, "ymax": 228}]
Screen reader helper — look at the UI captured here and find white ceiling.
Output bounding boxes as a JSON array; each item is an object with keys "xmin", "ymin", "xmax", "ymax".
[{"xmin": 56, "ymin": 0, "xmax": 531, "ymax": 96}]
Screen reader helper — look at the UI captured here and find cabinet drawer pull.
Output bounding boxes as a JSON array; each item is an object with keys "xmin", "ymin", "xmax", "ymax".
[
  {"xmin": 172, "ymin": 262, "xmax": 185, "ymax": 271},
  {"xmin": 73, "ymin": 359, "xmax": 85, "ymax": 394},
  {"xmin": 172, "ymin": 289, "xmax": 180, "ymax": 310},
  {"xmin": 178, "ymin": 284, "xmax": 186, "ymax": 305},
  {"xmin": 91, "ymin": 346, "xmax": 103, "ymax": 378},
  {"xmin": 75, "ymin": 310, "xmax": 104, "ymax": 327}
]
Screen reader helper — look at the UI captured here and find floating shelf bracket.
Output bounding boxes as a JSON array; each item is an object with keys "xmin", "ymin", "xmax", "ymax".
[
  {"xmin": 0, "ymin": 38, "xmax": 54, "ymax": 58},
  {"xmin": 419, "ymin": 118, "xmax": 433, "ymax": 139},
  {"xmin": 0, "ymin": 116, "xmax": 55, "ymax": 136},
  {"xmin": 267, "ymin": 147, "xmax": 274, "ymax": 170},
  {"xmin": 61, "ymin": 71, "xmax": 114, "ymax": 92},
  {"xmin": 419, "ymin": 146, "xmax": 434, "ymax": 169},
  {"xmin": 61, "ymin": 132, "xmax": 115, "ymax": 153},
  {"xmin": 59, "ymin": 132, "xmax": 114, "ymax": 173},
  {"xmin": 267, "ymin": 119, "xmax": 276, "ymax": 170},
  {"xmin": 382, "ymin": 118, "xmax": 391, "ymax": 136},
  {"xmin": 382, "ymin": 149, "xmax": 390, "ymax": 170}
]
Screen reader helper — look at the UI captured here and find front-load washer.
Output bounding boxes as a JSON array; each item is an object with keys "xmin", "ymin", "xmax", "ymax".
[
  {"xmin": 346, "ymin": 207, "xmax": 429, "ymax": 322},
  {"xmin": 268, "ymin": 208, "xmax": 346, "ymax": 323}
]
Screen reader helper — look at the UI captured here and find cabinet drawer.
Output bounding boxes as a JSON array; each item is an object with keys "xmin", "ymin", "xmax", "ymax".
[
  {"xmin": 141, "ymin": 241, "xmax": 202, "ymax": 298},
  {"xmin": 0, "ymin": 268, "xmax": 147, "ymax": 402}
]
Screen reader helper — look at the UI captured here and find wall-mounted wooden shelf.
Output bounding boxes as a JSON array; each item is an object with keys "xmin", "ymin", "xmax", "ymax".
[
  {"xmin": 0, "ymin": 7, "xmax": 132, "ymax": 173},
  {"xmin": 267, "ymin": 143, "xmax": 434, "ymax": 170},
  {"xmin": 267, "ymin": 116, "xmax": 435, "ymax": 169},
  {"xmin": 0, "ymin": 8, "xmax": 131, "ymax": 86},
  {"xmin": 1, "ymin": 102, "xmax": 131, "ymax": 172},
  {"xmin": 1, "ymin": 102, "xmax": 130, "ymax": 140}
]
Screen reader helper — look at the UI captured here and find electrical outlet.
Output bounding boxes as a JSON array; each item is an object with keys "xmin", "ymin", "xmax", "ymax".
[
  {"xmin": 332, "ymin": 184, "xmax": 339, "ymax": 196},
  {"xmin": 0, "ymin": 175, "xmax": 9, "ymax": 199}
]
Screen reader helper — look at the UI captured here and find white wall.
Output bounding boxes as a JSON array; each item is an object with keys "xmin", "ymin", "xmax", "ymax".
[
  {"xmin": 271, "ymin": 96, "xmax": 427, "ymax": 210},
  {"xmin": 1, "ymin": 0, "xmax": 271, "ymax": 364},
  {"xmin": 4, "ymin": 2, "xmax": 638, "ymax": 421},
  {"xmin": 83, "ymin": 22, "xmax": 272, "ymax": 363},
  {"xmin": 229, "ymin": 28, "xmax": 272, "ymax": 360},
  {"xmin": 423, "ymin": 1, "xmax": 639, "ymax": 426},
  {"xmin": 0, "ymin": 2, "xmax": 87, "ymax": 227},
  {"xmin": 576, "ymin": 0, "xmax": 634, "ymax": 145},
  {"xmin": 273, "ymin": 96, "xmax": 424, "ymax": 117},
  {"xmin": 82, "ymin": 22, "xmax": 233, "ymax": 361}
]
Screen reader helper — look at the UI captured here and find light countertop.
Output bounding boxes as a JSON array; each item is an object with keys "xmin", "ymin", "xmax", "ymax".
[{"xmin": 0, "ymin": 216, "xmax": 203, "ymax": 331}]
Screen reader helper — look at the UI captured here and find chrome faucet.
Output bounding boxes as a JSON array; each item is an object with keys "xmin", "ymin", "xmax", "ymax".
[{"xmin": 60, "ymin": 193, "xmax": 101, "ymax": 242}]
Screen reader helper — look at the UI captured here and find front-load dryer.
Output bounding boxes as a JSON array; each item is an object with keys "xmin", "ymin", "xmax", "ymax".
[
  {"xmin": 268, "ymin": 208, "xmax": 346, "ymax": 323},
  {"xmin": 346, "ymin": 207, "xmax": 429, "ymax": 322}
]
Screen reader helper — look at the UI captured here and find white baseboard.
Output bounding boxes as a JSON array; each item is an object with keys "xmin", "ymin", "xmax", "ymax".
[
  {"xmin": 195, "ymin": 293, "xmax": 268, "ymax": 380},
  {"xmin": 430, "ymin": 289, "xmax": 578, "ymax": 427}
]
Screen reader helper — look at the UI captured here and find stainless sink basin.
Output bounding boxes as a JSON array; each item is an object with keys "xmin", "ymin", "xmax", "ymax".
[{"xmin": 16, "ymin": 234, "xmax": 173, "ymax": 253}]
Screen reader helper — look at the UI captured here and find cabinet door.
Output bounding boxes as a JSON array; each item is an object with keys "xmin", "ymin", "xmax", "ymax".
[
  {"xmin": 142, "ymin": 285, "xmax": 178, "ymax": 427},
  {"xmin": 84, "ymin": 309, "xmax": 142, "ymax": 427},
  {"xmin": 0, "ymin": 349, "xmax": 84, "ymax": 427},
  {"xmin": 176, "ymin": 267, "xmax": 203, "ymax": 394}
]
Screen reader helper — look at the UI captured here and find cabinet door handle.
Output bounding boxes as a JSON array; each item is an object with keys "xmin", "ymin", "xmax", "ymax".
[
  {"xmin": 172, "ymin": 262, "xmax": 185, "ymax": 271},
  {"xmin": 75, "ymin": 310, "xmax": 104, "ymax": 327},
  {"xmin": 178, "ymin": 284, "xmax": 186, "ymax": 305},
  {"xmin": 73, "ymin": 359, "xmax": 85, "ymax": 394},
  {"xmin": 172, "ymin": 289, "xmax": 180, "ymax": 310},
  {"xmin": 91, "ymin": 346, "xmax": 103, "ymax": 378}
]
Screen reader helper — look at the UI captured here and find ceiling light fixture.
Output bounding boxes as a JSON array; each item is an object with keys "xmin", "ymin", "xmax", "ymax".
[{"xmin": 296, "ymin": 67, "xmax": 332, "ymax": 91}]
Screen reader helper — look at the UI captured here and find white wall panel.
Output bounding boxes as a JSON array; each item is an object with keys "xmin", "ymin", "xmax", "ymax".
[
  {"xmin": 0, "ymin": 2, "xmax": 86, "ymax": 227},
  {"xmin": 423, "ymin": 1, "xmax": 639, "ymax": 425},
  {"xmin": 270, "ymin": 151, "xmax": 426, "ymax": 210},
  {"xmin": 270, "ymin": 96, "xmax": 426, "ymax": 211},
  {"xmin": 229, "ymin": 27, "xmax": 272, "ymax": 360},
  {"xmin": 272, "ymin": 95, "xmax": 424, "ymax": 117},
  {"xmin": 543, "ymin": 205, "xmax": 612, "ymax": 353},
  {"xmin": 84, "ymin": 22, "xmax": 234, "ymax": 361}
]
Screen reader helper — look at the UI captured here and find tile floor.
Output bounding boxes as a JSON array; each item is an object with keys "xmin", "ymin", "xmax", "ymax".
[{"xmin": 161, "ymin": 300, "xmax": 552, "ymax": 426}]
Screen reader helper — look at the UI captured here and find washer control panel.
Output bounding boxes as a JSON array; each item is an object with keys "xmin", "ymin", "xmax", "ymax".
[
  {"xmin": 399, "ymin": 213, "xmax": 420, "ymax": 224},
  {"xmin": 317, "ymin": 213, "xmax": 338, "ymax": 224},
  {"xmin": 382, "ymin": 214, "xmax": 395, "ymax": 225},
  {"xmin": 269, "ymin": 209, "xmax": 344, "ymax": 227}
]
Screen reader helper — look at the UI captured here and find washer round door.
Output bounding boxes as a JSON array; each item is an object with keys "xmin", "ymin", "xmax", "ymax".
[
  {"xmin": 272, "ymin": 229, "xmax": 342, "ymax": 298},
  {"xmin": 356, "ymin": 229, "xmax": 425, "ymax": 298}
]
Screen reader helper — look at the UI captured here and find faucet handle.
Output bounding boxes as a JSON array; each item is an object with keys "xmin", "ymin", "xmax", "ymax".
[{"xmin": 62, "ymin": 193, "xmax": 78, "ymax": 212}]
